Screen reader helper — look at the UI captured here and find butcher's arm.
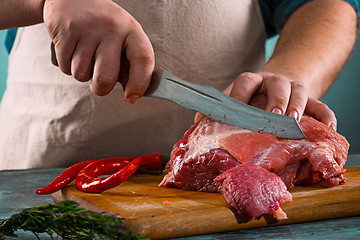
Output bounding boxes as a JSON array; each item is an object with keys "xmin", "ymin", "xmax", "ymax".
[
  {"xmin": 229, "ymin": 0, "xmax": 357, "ymax": 129},
  {"xmin": 0, "ymin": 0, "xmax": 154, "ymax": 101},
  {"xmin": 0, "ymin": 0, "xmax": 44, "ymax": 28},
  {"xmin": 263, "ymin": 0, "xmax": 357, "ymax": 98}
]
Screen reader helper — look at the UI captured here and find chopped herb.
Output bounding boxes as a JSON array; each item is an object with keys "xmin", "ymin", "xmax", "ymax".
[{"xmin": 0, "ymin": 200, "xmax": 148, "ymax": 240}]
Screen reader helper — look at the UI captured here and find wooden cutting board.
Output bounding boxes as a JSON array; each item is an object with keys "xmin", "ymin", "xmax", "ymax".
[{"xmin": 52, "ymin": 167, "xmax": 360, "ymax": 239}]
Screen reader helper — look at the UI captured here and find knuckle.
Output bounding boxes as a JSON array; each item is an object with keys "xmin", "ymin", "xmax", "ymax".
[
  {"xmin": 52, "ymin": 31, "xmax": 66, "ymax": 46},
  {"xmin": 102, "ymin": 17, "xmax": 121, "ymax": 34},
  {"xmin": 133, "ymin": 53, "xmax": 155, "ymax": 67},
  {"xmin": 126, "ymin": 16, "xmax": 141, "ymax": 30},
  {"xmin": 53, "ymin": 22, "xmax": 77, "ymax": 43},
  {"xmin": 73, "ymin": 70, "xmax": 90, "ymax": 82},
  {"xmin": 291, "ymin": 98, "xmax": 306, "ymax": 109},
  {"xmin": 128, "ymin": 44, "xmax": 155, "ymax": 66},
  {"xmin": 239, "ymin": 72, "xmax": 257, "ymax": 81},
  {"xmin": 291, "ymin": 81, "xmax": 308, "ymax": 91},
  {"xmin": 273, "ymin": 95, "xmax": 288, "ymax": 106},
  {"xmin": 268, "ymin": 74, "xmax": 290, "ymax": 85},
  {"xmin": 93, "ymin": 74, "xmax": 115, "ymax": 89},
  {"xmin": 114, "ymin": 14, "xmax": 141, "ymax": 35},
  {"xmin": 237, "ymin": 72, "xmax": 259, "ymax": 87},
  {"xmin": 295, "ymin": 100, "xmax": 307, "ymax": 112},
  {"xmin": 66, "ymin": 20, "xmax": 77, "ymax": 33}
]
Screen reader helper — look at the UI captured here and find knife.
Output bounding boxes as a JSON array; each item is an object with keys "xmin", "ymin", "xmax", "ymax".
[
  {"xmin": 144, "ymin": 68, "xmax": 305, "ymax": 140},
  {"xmin": 50, "ymin": 43, "xmax": 305, "ymax": 139}
]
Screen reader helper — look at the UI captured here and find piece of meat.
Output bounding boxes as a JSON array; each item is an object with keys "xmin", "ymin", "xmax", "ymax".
[
  {"xmin": 160, "ymin": 148, "xmax": 240, "ymax": 192},
  {"xmin": 162, "ymin": 116, "xmax": 348, "ymax": 189},
  {"xmin": 215, "ymin": 164, "xmax": 293, "ymax": 220},
  {"xmin": 160, "ymin": 112, "xmax": 349, "ymax": 220},
  {"xmin": 276, "ymin": 162, "xmax": 301, "ymax": 188}
]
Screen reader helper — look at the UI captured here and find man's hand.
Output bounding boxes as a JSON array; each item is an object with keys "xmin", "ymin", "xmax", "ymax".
[
  {"xmin": 226, "ymin": 72, "xmax": 337, "ymax": 130},
  {"xmin": 43, "ymin": 0, "xmax": 155, "ymax": 102},
  {"xmin": 194, "ymin": 72, "xmax": 337, "ymax": 131},
  {"xmin": 228, "ymin": 72, "xmax": 309, "ymax": 122},
  {"xmin": 211, "ymin": 0, "xmax": 357, "ymax": 131}
]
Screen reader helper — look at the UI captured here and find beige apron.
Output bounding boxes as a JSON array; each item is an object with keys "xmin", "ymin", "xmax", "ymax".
[{"xmin": 0, "ymin": 0, "xmax": 266, "ymax": 170}]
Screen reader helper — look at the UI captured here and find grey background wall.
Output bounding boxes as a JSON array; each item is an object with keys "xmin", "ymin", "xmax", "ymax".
[{"xmin": 0, "ymin": 30, "xmax": 359, "ymax": 153}]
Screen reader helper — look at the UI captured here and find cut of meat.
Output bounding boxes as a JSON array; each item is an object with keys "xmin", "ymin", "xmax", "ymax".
[
  {"xmin": 160, "ymin": 111, "xmax": 349, "ymax": 220},
  {"xmin": 160, "ymin": 148, "xmax": 240, "ymax": 192},
  {"xmin": 162, "ymin": 116, "xmax": 349, "ymax": 189},
  {"xmin": 214, "ymin": 164, "xmax": 293, "ymax": 220}
]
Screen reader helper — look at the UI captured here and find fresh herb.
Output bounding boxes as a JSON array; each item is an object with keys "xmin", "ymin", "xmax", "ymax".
[{"xmin": 0, "ymin": 200, "xmax": 147, "ymax": 240}]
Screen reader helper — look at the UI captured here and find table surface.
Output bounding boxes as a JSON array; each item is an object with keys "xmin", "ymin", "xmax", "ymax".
[{"xmin": 1, "ymin": 155, "xmax": 360, "ymax": 240}]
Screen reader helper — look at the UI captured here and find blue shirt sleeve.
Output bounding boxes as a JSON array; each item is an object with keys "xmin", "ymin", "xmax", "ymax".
[
  {"xmin": 5, "ymin": 28, "xmax": 18, "ymax": 54},
  {"xmin": 259, "ymin": 0, "xmax": 360, "ymax": 38}
]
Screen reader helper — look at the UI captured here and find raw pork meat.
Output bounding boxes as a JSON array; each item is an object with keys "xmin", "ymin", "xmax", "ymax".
[
  {"xmin": 160, "ymin": 112, "xmax": 349, "ymax": 220},
  {"xmin": 215, "ymin": 164, "xmax": 292, "ymax": 220}
]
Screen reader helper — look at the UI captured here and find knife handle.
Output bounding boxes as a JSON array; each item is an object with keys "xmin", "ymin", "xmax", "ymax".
[
  {"xmin": 50, "ymin": 42, "xmax": 129, "ymax": 91},
  {"xmin": 50, "ymin": 42, "xmax": 58, "ymax": 67}
]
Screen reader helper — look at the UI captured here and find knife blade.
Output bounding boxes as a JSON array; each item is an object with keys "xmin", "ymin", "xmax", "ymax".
[
  {"xmin": 49, "ymin": 44, "xmax": 304, "ymax": 139},
  {"xmin": 144, "ymin": 68, "xmax": 305, "ymax": 140}
]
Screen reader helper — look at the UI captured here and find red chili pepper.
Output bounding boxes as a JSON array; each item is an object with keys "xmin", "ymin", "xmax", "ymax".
[
  {"xmin": 35, "ymin": 157, "xmax": 130, "ymax": 195},
  {"xmin": 35, "ymin": 154, "xmax": 166, "ymax": 195},
  {"xmin": 76, "ymin": 157, "xmax": 142, "ymax": 193},
  {"xmin": 35, "ymin": 159, "xmax": 97, "ymax": 195},
  {"xmin": 137, "ymin": 153, "xmax": 164, "ymax": 172}
]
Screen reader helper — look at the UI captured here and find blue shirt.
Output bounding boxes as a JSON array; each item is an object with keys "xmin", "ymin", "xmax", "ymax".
[
  {"xmin": 259, "ymin": 0, "xmax": 360, "ymax": 38},
  {"xmin": 5, "ymin": 0, "xmax": 360, "ymax": 53}
]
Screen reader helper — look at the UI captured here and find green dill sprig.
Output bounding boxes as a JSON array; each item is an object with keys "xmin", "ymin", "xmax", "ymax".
[{"xmin": 0, "ymin": 200, "xmax": 147, "ymax": 240}]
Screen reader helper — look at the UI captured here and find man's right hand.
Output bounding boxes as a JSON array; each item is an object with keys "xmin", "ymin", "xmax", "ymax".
[{"xmin": 43, "ymin": 0, "xmax": 155, "ymax": 103}]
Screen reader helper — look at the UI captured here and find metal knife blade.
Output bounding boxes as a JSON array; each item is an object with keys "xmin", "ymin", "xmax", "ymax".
[
  {"xmin": 50, "ymin": 43, "xmax": 304, "ymax": 139},
  {"xmin": 144, "ymin": 68, "xmax": 305, "ymax": 140}
]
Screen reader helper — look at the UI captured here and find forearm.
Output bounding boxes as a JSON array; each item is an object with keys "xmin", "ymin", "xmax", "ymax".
[
  {"xmin": 263, "ymin": 0, "xmax": 357, "ymax": 99},
  {"xmin": 0, "ymin": 0, "xmax": 45, "ymax": 29}
]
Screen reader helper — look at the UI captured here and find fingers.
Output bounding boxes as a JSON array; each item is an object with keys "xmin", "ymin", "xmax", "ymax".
[
  {"xmin": 53, "ymin": 38, "xmax": 78, "ymax": 76},
  {"xmin": 285, "ymin": 82, "xmax": 308, "ymax": 122},
  {"xmin": 90, "ymin": 40, "xmax": 122, "ymax": 96},
  {"xmin": 229, "ymin": 72, "xmax": 263, "ymax": 103},
  {"xmin": 213, "ymin": 72, "xmax": 336, "ymax": 130},
  {"xmin": 71, "ymin": 37, "xmax": 98, "ymax": 82},
  {"xmin": 43, "ymin": 0, "xmax": 154, "ymax": 98},
  {"xmin": 123, "ymin": 28, "xmax": 155, "ymax": 103},
  {"xmin": 304, "ymin": 98, "xmax": 337, "ymax": 130},
  {"xmin": 262, "ymin": 73, "xmax": 336, "ymax": 128},
  {"xmin": 229, "ymin": 72, "xmax": 315, "ymax": 124},
  {"xmin": 263, "ymin": 75, "xmax": 291, "ymax": 115},
  {"xmin": 262, "ymin": 75, "xmax": 308, "ymax": 122}
]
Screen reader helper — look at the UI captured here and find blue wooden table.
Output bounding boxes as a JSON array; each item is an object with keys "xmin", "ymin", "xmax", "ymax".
[{"xmin": 1, "ymin": 155, "xmax": 360, "ymax": 239}]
